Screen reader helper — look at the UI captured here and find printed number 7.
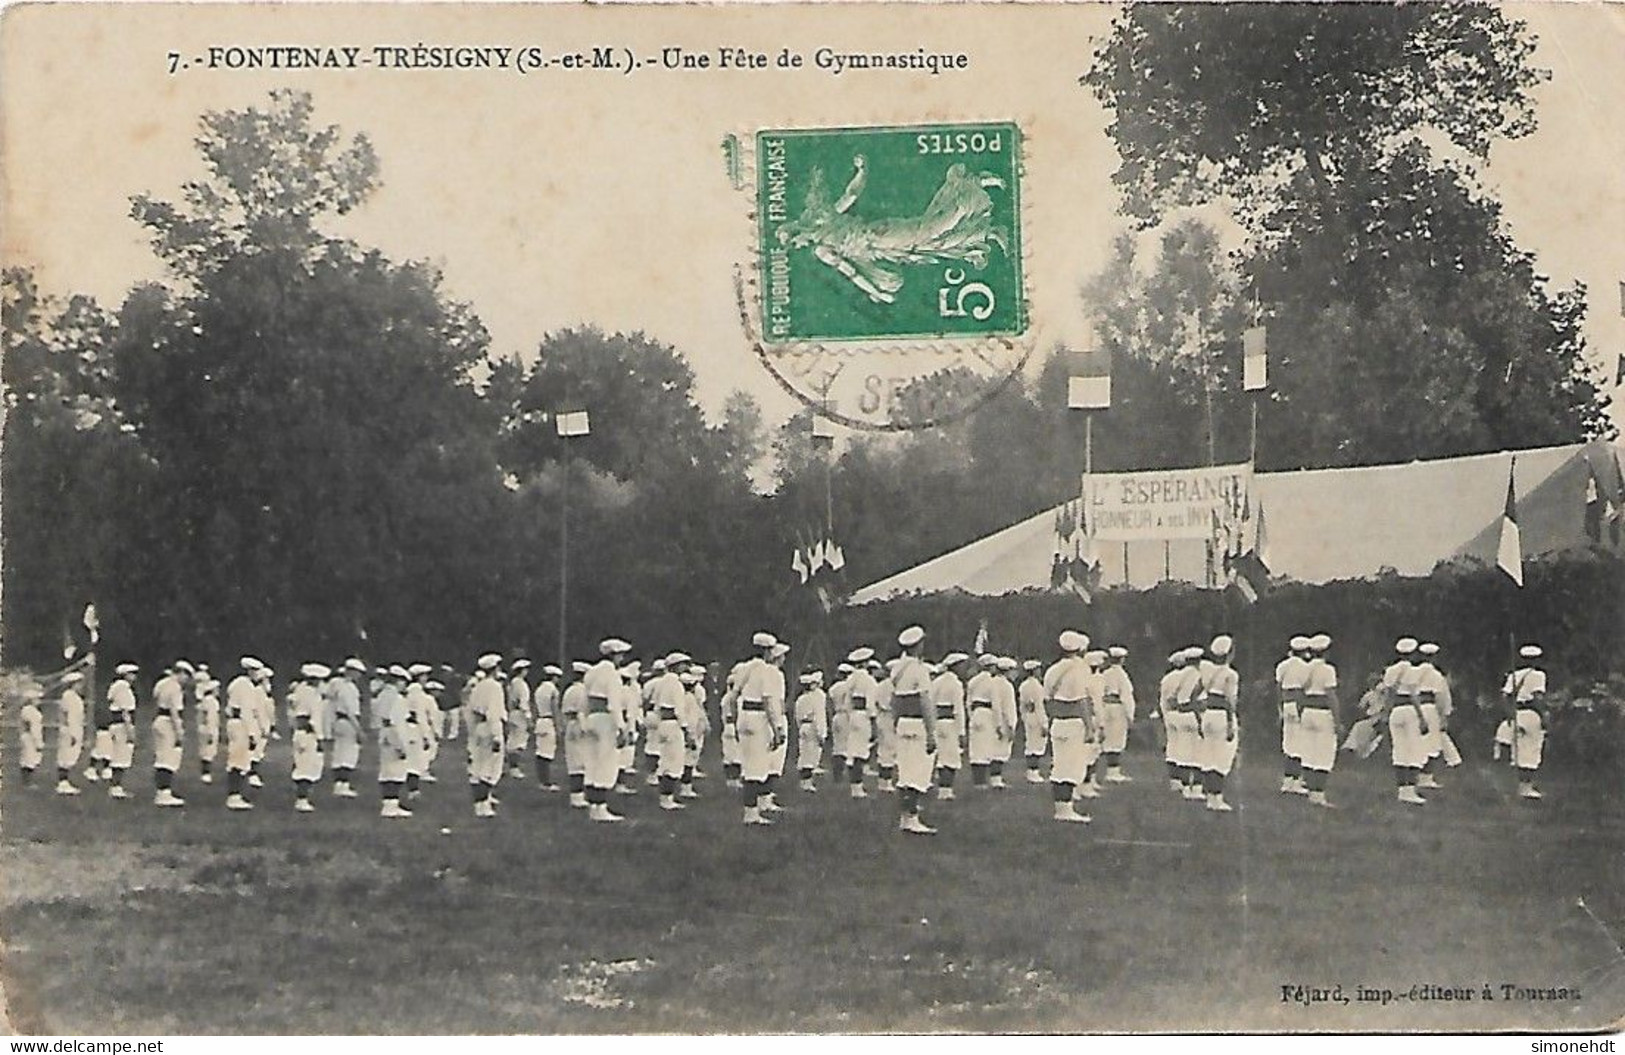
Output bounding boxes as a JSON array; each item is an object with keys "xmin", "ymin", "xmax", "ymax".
[{"xmin": 167, "ymin": 51, "xmax": 181, "ymax": 75}]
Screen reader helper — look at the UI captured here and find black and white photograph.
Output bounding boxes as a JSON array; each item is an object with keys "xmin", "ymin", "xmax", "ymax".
[{"xmin": 1, "ymin": 0, "xmax": 1623, "ymax": 1037}]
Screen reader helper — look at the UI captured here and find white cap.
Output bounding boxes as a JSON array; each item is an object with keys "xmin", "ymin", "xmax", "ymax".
[
  {"xmin": 1418, "ymin": 642, "xmax": 1440, "ymax": 656},
  {"xmin": 510, "ymin": 658, "xmax": 532, "ymax": 672},
  {"xmin": 1084, "ymin": 650, "xmax": 1106, "ymax": 668},
  {"xmin": 1309, "ymin": 634, "xmax": 1331, "ymax": 652},
  {"xmin": 1519, "ymin": 644, "xmax": 1542, "ymax": 659},
  {"xmin": 997, "ymin": 657, "xmax": 1018, "ymax": 671},
  {"xmin": 344, "ymin": 657, "xmax": 366, "ymax": 673},
  {"xmin": 1395, "ymin": 637, "xmax": 1418, "ymax": 655},
  {"xmin": 427, "ymin": 680, "xmax": 445, "ymax": 692},
  {"xmin": 114, "ymin": 662, "xmax": 139, "ymax": 676},
  {"xmin": 941, "ymin": 651, "xmax": 969, "ymax": 667},
  {"xmin": 409, "ymin": 663, "xmax": 434, "ymax": 676},
  {"xmin": 836, "ymin": 662, "xmax": 854, "ymax": 674},
  {"xmin": 1108, "ymin": 646, "xmax": 1128, "ymax": 660},
  {"xmin": 666, "ymin": 651, "xmax": 690, "ymax": 666},
  {"xmin": 1022, "ymin": 659, "xmax": 1041, "ymax": 672},
  {"xmin": 299, "ymin": 663, "xmax": 327, "ymax": 679},
  {"xmin": 571, "ymin": 661, "xmax": 591, "ymax": 674},
  {"xmin": 847, "ymin": 646, "xmax": 875, "ymax": 663},
  {"xmin": 61, "ymin": 670, "xmax": 85, "ymax": 685},
  {"xmin": 799, "ymin": 671, "xmax": 822, "ymax": 684},
  {"xmin": 477, "ymin": 653, "xmax": 502, "ymax": 671},
  {"xmin": 651, "ymin": 658, "xmax": 669, "ymax": 672},
  {"xmin": 898, "ymin": 625, "xmax": 925, "ymax": 648},
  {"xmin": 600, "ymin": 638, "xmax": 632, "ymax": 656},
  {"xmin": 240, "ymin": 656, "xmax": 264, "ymax": 671},
  {"xmin": 751, "ymin": 631, "xmax": 777, "ymax": 649},
  {"xmin": 770, "ymin": 642, "xmax": 790, "ymax": 659},
  {"xmin": 1289, "ymin": 635, "xmax": 1310, "ymax": 651},
  {"xmin": 174, "ymin": 659, "xmax": 196, "ymax": 674},
  {"xmin": 978, "ymin": 653, "xmax": 999, "ymax": 666},
  {"xmin": 1058, "ymin": 630, "xmax": 1087, "ymax": 652},
  {"xmin": 1181, "ymin": 647, "xmax": 1204, "ymax": 663},
  {"xmin": 386, "ymin": 664, "xmax": 409, "ymax": 679},
  {"xmin": 1168, "ymin": 650, "xmax": 1184, "ymax": 665},
  {"xmin": 542, "ymin": 664, "xmax": 563, "ymax": 677},
  {"xmin": 1209, "ymin": 635, "xmax": 1233, "ymax": 658}
]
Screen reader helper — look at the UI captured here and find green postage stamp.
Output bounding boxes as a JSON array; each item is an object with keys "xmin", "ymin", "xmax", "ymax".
[{"xmin": 755, "ymin": 122, "xmax": 1026, "ymax": 345}]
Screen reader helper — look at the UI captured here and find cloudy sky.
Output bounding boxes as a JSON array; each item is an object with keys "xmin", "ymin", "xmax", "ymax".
[{"xmin": 4, "ymin": 2, "xmax": 1622, "ymax": 429}]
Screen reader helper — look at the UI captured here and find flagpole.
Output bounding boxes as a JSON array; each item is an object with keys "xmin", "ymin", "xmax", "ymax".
[{"xmin": 558, "ymin": 449, "xmax": 570, "ymax": 669}]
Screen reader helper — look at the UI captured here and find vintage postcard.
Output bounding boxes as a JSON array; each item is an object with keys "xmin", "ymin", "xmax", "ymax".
[{"xmin": 2, "ymin": 0, "xmax": 1623, "ymax": 1038}]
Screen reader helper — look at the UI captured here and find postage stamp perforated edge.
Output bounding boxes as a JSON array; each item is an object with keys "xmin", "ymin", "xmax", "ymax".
[{"xmin": 730, "ymin": 118, "xmax": 1037, "ymax": 430}]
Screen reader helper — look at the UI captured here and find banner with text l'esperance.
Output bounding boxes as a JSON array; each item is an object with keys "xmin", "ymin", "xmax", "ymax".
[{"xmin": 1082, "ymin": 463, "xmax": 1253, "ymax": 541}]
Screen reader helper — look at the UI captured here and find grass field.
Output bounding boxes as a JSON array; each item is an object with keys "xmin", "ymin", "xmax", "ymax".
[{"xmin": 2, "ymin": 727, "xmax": 1622, "ymax": 1034}]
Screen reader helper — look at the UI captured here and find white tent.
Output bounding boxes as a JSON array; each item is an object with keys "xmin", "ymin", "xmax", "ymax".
[{"xmin": 849, "ymin": 441, "xmax": 1625, "ymax": 604}]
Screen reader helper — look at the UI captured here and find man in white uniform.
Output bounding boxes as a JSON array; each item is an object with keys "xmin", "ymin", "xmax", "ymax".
[
  {"xmin": 1275, "ymin": 637, "xmax": 1311, "ymax": 794},
  {"xmin": 105, "ymin": 663, "xmax": 139, "ymax": 799},
  {"xmin": 842, "ymin": 649, "xmax": 878, "ymax": 796},
  {"xmin": 1018, "ymin": 659, "xmax": 1047, "ymax": 783},
  {"xmin": 614, "ymin": 660, "xmax": 642, "ymax": 795},
  {"xmin": 891, "ymin": 626, "xmax": 939, "ymax": 834},
  {"xmin": 532, "ymin": 665, "xmax": 562, "ymax": 790},
  {"xmin": 329, "ymin": 658, "xmax": 366, "ymax": 797},
  {"xmin": 991, "ymin": 657, "xmax": 1019, "ymax": 787},
  {"xmin": 1505, "ymin": 644, "xmax": 1550, "ymax": 800},
  {"xmin": 735, "ymin": 632, "xmax": 787, "ymax": 826},
  {"xmin": 931, "ymin": 652, "xmax": 969, "ymax": 800},
  {"xmin": 467, "ymin": 653, "xmax": 507, "ymax": 817},
  {"xmin": 582, "ymin": 640, "xmax": 631, "ymax": 822},
  {"xmin": 1100, "ymin": 646, "xmax": 1136, "ymax": 783},
  {"xmin": 965, "ymin": 654, "xmax": 1007, "ymax": 789},
  {"xmin": 1172, "ymin": 648, "xmax": 1207, "ymax": 801},
  {"xmin": 404, "ymin": 666, "xmax": 438, "ymax": 797},
  {"xmin": 18, "ymin": 687, "xmax": 44, "ymax": 789},
  {"xmin": 793, "ymin": 669, "xmax": 829, "ymax": 793},
  {"xmin": 196, "ymin": 670, "xmax": 221, "ymax": 784},
  {"xmin": 375, "ymin": 668, "xmax": 412, "ymax": 818},
  {"xmin": 1382, "ymin": 638, "xmax": 1428, "ymax": 805},
  {"xmin": 648, "ymin": 651, "xmax": 692, "ymax": 811},
  {"xmin": 1043, "ymin": 632, "xmax": 1094, "ymax": 823},
  {"xmin": 1413, "ymin": 643, "xmax": 1447, "ymax": 789},
  {"xmin": 561, "ymin": 660, "xmax": 590, "ymax": 807},
  {"xmin": 248, "ymin": 665, "xmax": 275, "ymax": 787},
  {"xmin": 1297, "ymin": 634, "xmax": 1339, "ymax": 808},
  {"xmin": 1078, "ymin": 650, "xmax": 1108, "ymax": 798},
  {"xmin": 827, "ymin": 662, "xmax": 853, "ymax": 784},
  {"xmin": 55, "ymin": 670, "xmax": 87, "ymax": 795},
  {"xmin": 506, "ymin": 658, "xmax": 533, "ymax": 780},
  {"xmin": 151, "ymin": 661, "xmax": 191, "ymax": 806},
  {"xmin": 1196, "ymin": 636, "xmax": 1240, "ymax": 812}
]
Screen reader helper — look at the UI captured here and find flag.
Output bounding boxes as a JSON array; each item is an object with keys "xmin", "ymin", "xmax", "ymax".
[
  {"xmin": 827, "ymin": 542, "xmax": 846, "ymax": 572},
  {"xmin": 1584, "ymin": 461, "xmax": 1605, "ymax": 544},
  {"xmin": 973, "ymin": 620, "xmax": 988, "ymax": 656},
  {"xmin": 792, "ymin": 546, "xmax": 808, "ymax": 584},
  {"xmin": 1243, "ymin": 325, "xmax": 1268, "ymax": 391},
  {"xmin": 808, "ymin": 539, "xmax": 828, "ymax": 576},
  {"xmin": 61, "ymin": 623, "xmax": 77, "ymax": 661},
  {"xmin": 1496, "ymin": 458, "xmax": 1523, "ymax": 587},
  {"xmin": 82, "ymin": 603, "xmax": 99, "ymax": 645}
]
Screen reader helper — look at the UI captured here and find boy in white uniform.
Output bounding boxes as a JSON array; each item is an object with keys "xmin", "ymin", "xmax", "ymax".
[
  {"xmin": 1298, "ymin": 634, "xmax": 1340, "ymax": 808},
  {"xmin": 532, "ymin": 666, "xmax": 562, "ymax": 790},
  {"xmin": 329, "ymin": 658, "xmax": 366, "ymax": 797},
  {"xmin": 196, "ymin": 672, "xmax": 221, "ymax": 784},
  {"xmin": 735, "ymin": 633, "xmax": 786, "ymax": 826},
  {"xmin": 648, "ymin": 652, "xmax": 692, "ymax": 811},
  {"xmin": 965, "ymin": 654, "xmax": 1006, "ymax": 789},
  {"xmin": 1504, "ymin": 645, "xmax": 1550, "ymax": 800},
  {"xmin": 291, "ymin": 706, "xmax": 323, "ymax": 812},
  {"xmin": 1100, "ymin": 647, "xmax": 1136, "ymax": 783},
  {"xmin": 793, "ymin": 669, "xmax": 828, "ymax": 793},
  {"xmin": 827, "ymin": 662, "xmax": 853, "ymax": 784},
  {"xmin": 1196, "ymin": 636, "xmax": 1240, "ymax": 812},
  {"xmin": 1043, "ymin": 631, "xmax": 1094, "ymax": 823},
  {"xmin": 1019, "ymin": 659, "xmax": 1048, "ymax": 783},
  {"xmin": 1382, "ymin": 638, "xmax": 1429, "ymax": 805},
  {"xmin": 931, "ymin": 653, "xmax": 969, "ymax": 800},
  {"xmin": 151, "ymin": 661, "xmax": 190, "ymax": 807},
  {"xmin": 582, "ymin": 641, "xmax": 630, "ymax": 822},
  {"xmin": 891, "ymin": 626, "xmax": 939, "ymax": 834},
  {"xmin": 506, "ymin": 659, "xmax": 533, "ymax": 780},
  {"xmin": 1275, "ymin": 637, "xmax": 1311, "ymax": 793},
  {"xmin": 376, "ymin": 668, "xmax": 412, "ymax": 817},
  {"xmin": 18, "ymin": 689, "xmax": 44, "ymax": 788},
  {"xmin": 105, "ymin": 663, "xmax": 139, "ymax": 799},
  {"xmin": 561, "ymin": 661, "xmax": 590, "ymax": 807},
  {"xmin": 55, "ymin": 671, "xmax": 86, "ymax": 795},
  {"xmin": 842, "ymin": 649, "xmax": 877, "ymax": 796},
  {"xmin": 224, "ymin": 677, "xmax": 256, "ymax": 811},
  {"xmin": 467, "ymin": 654, "xmax": 507, "ymax": 817},
  {"xmin": 991, "ymin": 657, "xmax": 1019, "ymax": 787}
]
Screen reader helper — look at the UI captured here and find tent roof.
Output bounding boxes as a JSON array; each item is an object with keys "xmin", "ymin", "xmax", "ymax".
[{"xmin": 849, "ymin": 441, "xmax": 1623, "ymax": 605}]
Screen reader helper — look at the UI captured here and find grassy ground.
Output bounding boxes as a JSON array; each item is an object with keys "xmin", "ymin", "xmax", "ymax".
[{"xmin": 1, "ymin": 728, "xmax": 1622, "ymax": 1034}]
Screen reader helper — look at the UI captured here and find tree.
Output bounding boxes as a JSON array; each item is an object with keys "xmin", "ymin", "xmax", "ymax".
[
  {"xmin": 102, "ymin": 90, "xmax": 507, "ymax": 661},
  {"xmin": 1083, "ymin": 3, "xmax": 1612, "ymax": 465}
]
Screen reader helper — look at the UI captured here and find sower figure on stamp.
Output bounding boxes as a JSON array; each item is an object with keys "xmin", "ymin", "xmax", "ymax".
[
  {"xmin": 1505, "ymin": 644, "xmax": 1550, "ymax": 801},
  {"xmin": 891, "ymin": 625, "xmax": 939, "ymax": 835},
  {"xmin": 55, "ymin": 670, "xmax": 86, "ymax": 795}
]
